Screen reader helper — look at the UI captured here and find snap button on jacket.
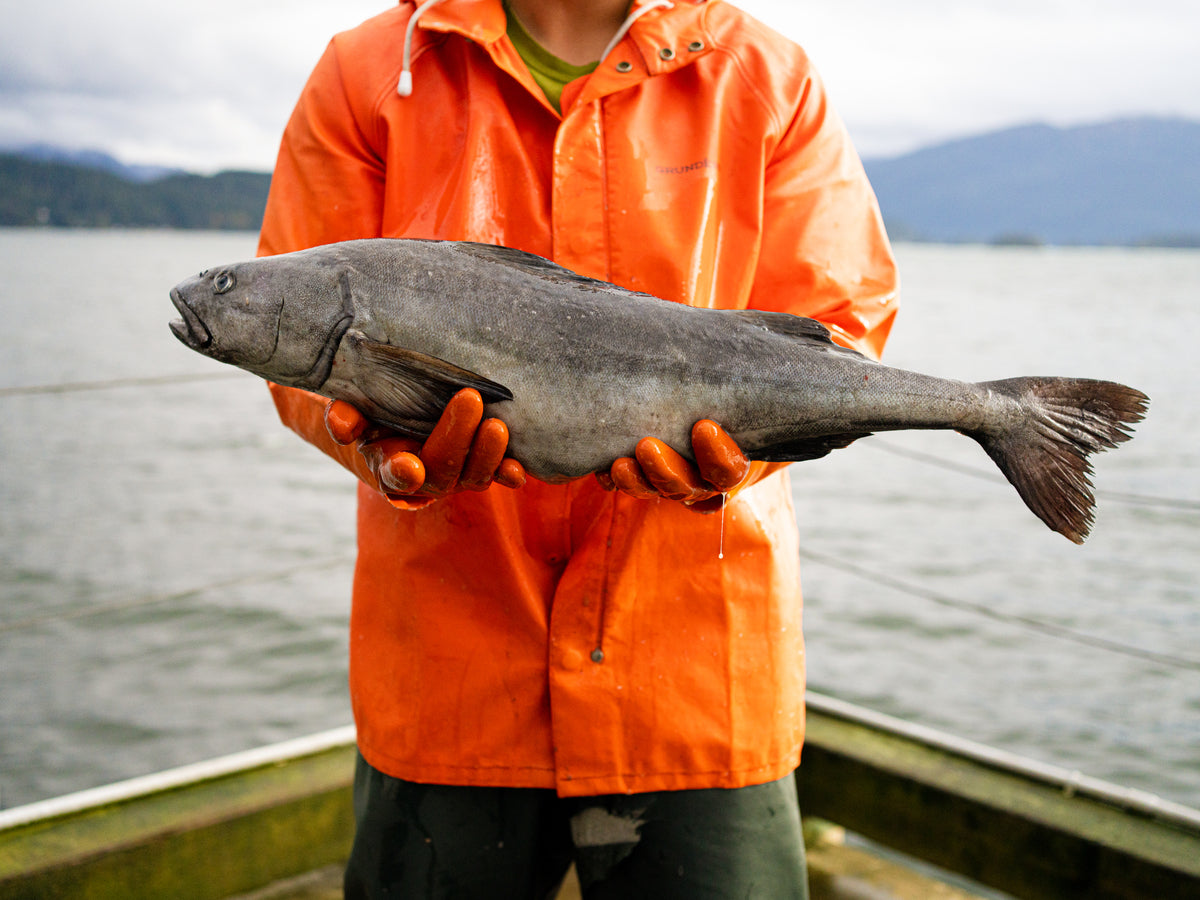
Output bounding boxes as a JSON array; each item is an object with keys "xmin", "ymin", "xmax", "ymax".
[{"xmin": 259, "ymin": 0, "xmax": 898, "ymax": 797}]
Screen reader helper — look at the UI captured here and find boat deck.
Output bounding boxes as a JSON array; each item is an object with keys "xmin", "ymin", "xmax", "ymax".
[
  {"xmin": 227, "ymin": 835, "xmax": 991, "ymax": 900},
  {"xmin": 5, "ymin": 694, "xmax": 1198, "ymax": 900}
]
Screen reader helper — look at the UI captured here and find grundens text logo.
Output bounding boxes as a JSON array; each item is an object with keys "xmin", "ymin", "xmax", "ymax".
[{"xmin": 655, "ymin": 158, "xmax": 715, "ymax": 176}]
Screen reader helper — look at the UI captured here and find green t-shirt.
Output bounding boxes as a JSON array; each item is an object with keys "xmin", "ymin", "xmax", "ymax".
[{"xmin": 505, "ymin": 5, "xmax": 598, "ymax": 113}]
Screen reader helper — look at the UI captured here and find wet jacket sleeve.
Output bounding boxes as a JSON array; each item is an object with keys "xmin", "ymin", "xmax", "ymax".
[
  {"xmin": 256, "ymin": 41, "xmax": 414, "ymax": 503},
  {"xmin": 749, "ymin": 68, "xmax": 898, "ymax": 362},
  {"xmin": 733, "ymin": 67, "xmax": 897, "ymax": 490},
  {"xmin": 258, "ymin": 40, "xmax": 384, "ymax": 256},
  {"xmin": 267, "ymin": 383, "xmax": 380, "ymax": 486}
]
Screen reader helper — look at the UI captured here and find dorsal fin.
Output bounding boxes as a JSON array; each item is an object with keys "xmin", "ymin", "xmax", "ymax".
[
  {"xmin": 448, "ymin": 242, "xmax": 654, "ymax": 297},
  {"xmin": 727, "ymin": 310, "xmax": 868, "ymax": 358}
]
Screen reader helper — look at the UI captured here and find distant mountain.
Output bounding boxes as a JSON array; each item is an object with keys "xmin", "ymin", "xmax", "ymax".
[
  {"xmin": 862, "ymin": 117, "xmax": 1200, "ymax": 246},
  {"xmin": 0, "ymin": 153, "xmax": 270, "ymax": 230},
  {"xmin": 4, "ymin": 118, "xmax": 1199, "ymax": 243},
  {"xmin": 5, "ymin": 143, "xmax": 185, "ymax": 183}
]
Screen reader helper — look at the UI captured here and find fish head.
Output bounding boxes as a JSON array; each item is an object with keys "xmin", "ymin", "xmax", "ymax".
[
  {"xmin": 169, "ymin": 252, "xmax": 354, "ymax": 389},
  {"xmin": 169, "ymin": 263, "xmax": 279, "ymax": 365}
]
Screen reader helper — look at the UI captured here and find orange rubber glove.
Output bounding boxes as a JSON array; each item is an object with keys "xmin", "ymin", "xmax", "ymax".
[
  {"xmin": 601, "ymin": 420, "xmax": 752, "ymax": 513},
  {"xmin": 325, "ymin": 389, "xmax": 526, "ymax": 500}
]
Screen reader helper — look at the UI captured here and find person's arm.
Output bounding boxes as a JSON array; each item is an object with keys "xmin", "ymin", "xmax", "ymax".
[
  {"xmin": 608, "ymin": 66, "xmax": 897, "ymax": 509},
  {"xmin": 258, "ymin": 39, "xmax": 384, "ymax": 257},
  {"xmin": 748, "ymin": 68, "xmax": 898, "ymax": 361},
  {"xmin": 260, "ymin": 41, "xmax": 522, "ymax": 507}
]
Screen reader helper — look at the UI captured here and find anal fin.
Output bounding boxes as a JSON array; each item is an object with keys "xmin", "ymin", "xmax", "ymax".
[{"xmin": 753, "ymin": 431, "xmax": 873, "ymax": 463}]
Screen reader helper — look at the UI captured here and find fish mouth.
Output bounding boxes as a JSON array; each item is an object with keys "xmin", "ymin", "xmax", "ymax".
[{"xmin": 169, "ymin": 288, "xmax": 212, "ymax": 349}]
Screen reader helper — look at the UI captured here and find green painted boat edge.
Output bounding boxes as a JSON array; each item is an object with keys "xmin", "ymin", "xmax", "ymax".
[
  {"xmin": 3, "ymin": 698, "xmax": 1199, "ymax": 899},
  {"xmin": 0, "ymin": 728, "xmax": 356, "ymax": 900},
  {"xmin": 798, "ymin": 694, "xmax": 1200, "ymax": 899}
]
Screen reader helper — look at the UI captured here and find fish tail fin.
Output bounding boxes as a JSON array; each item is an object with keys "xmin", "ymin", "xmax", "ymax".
[{"xmin": 968, "ymin": 377, "xmax": 1148, "ymax": 543}]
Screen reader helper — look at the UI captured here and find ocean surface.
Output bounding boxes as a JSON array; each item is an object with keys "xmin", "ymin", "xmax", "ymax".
[{"xmin": 1, "ymin": 228, "xmax": 1197, "ymax": 813}]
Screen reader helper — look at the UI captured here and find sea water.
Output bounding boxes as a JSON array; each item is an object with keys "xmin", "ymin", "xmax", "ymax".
[{"xmin": 1, "ymin": 228, "xmax": 1197, "ymax": 811}]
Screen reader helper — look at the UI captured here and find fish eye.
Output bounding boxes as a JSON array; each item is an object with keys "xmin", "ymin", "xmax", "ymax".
[{"xmin": 212, "ymin": 271, "xmax": 236, "ymax": 294}]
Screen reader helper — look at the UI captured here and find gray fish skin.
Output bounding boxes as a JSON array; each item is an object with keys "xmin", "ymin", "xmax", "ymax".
[{"xmin": 170, "ymin": 238, "xmax": 1148, "ymax": 543}]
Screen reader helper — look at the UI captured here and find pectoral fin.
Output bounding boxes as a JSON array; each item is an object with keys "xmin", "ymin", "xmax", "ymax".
[{"xmin": 350, "ymin": 335, "xmax": 513, "ymax": 437}]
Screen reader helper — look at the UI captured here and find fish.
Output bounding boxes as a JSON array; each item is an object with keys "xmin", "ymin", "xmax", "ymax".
[{"xmin": 169, "ymin": 238, "xmax": 1148, "ymax": 543}]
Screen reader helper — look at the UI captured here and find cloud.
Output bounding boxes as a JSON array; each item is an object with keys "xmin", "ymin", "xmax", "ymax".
[
  {"xmin": 2, "ymin": 0, "xmax": 1199, "ymax": 169},
  {"xmin": 740, "ymin": 0, "xmax": 1200, "ymax": 155},
  {"xmin": 0, "ymin": 0, "xmax": 385, "ymax": 170}
]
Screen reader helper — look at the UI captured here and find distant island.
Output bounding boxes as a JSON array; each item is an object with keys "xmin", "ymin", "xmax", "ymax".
[
  {"xmin": 0, "ymin": 150, "xmax": 270, "ymax": 231},
  {"xmin": 3, "ymin": 116, "xmax": 1199, "ymax": 246}
]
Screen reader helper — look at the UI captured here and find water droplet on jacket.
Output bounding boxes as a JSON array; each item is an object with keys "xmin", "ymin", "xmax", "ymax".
[{"xmin": 718, "ymin": 495, "xmax": 726, "ymax": 560}]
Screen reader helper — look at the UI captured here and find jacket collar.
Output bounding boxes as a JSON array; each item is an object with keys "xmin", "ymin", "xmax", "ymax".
[
  {"xmin": 414, "ymin": 0, "xmax": 711, "ymax": 43},
  {"xmin": 402, "ymin": 0, "xmax": 714, "ymax": 107},
  {"xmin": 410, "ymin": 0, "xmax": 506, "ymax": 48}
]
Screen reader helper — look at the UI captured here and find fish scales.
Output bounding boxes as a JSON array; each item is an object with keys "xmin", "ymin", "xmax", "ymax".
[{"xmin": 169, "ymin": 238, "xmax": 1148, "ymax": 542}]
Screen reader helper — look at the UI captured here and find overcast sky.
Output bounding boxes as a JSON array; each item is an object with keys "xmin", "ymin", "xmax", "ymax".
[{"xmin": 2, "ymin": 0, "xmax": 1197, "ymax": 172}]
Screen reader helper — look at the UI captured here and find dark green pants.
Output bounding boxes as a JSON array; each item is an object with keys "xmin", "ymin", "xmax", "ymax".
[{"xmin": 343, "ymin": 753, "xmax": 809, "ymax": 899}]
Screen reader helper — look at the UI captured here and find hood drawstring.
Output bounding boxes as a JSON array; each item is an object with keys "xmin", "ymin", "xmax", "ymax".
[
  {"xmin": 598, "ymin": 0, "xmax": 674, "ymax": 66},
  {"xmin": 398, "ymin": 0, "xmax": 676, "ymax": 97},
  {"xmin": 398, "ymin": 0, "xmax": 448, "ymax": 96}
]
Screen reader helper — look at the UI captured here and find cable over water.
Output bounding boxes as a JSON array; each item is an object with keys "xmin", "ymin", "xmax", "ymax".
[
  {"xmin": 0, "ymin": 371, "xmax": 247, "ymax": 397},
  {"xmin": 865, "ymin": 437, "xmax": 1200, "ymax": 513},
  {"xmin": 797, "ymin": 545, "xmax": 1200, "ymax": 672},
  {"xmin": 0, "ymin": 555, "xmax": 355, "ymax": 636},
  {"xmin": 3, "ymin": 375, "xmax": 1193, "ymax": 513}
]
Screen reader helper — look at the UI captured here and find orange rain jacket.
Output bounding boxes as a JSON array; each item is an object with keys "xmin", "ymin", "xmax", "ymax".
[{"xmin": 259, "ymin": 0, "xmax": 898, "ymax": 797}]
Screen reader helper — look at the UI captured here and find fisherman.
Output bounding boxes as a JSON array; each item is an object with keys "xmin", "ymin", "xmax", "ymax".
[{"xmin": 259, "ymin": 1, "xmax": 898, "ymax": 896}]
